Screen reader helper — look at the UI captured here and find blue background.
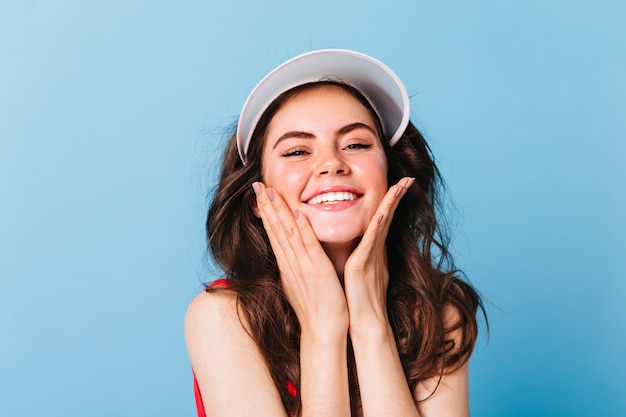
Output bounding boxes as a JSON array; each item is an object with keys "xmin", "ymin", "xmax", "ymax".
[{"xmin": 1, "ymin": 1, "xmax": 624, "ymax": 416}]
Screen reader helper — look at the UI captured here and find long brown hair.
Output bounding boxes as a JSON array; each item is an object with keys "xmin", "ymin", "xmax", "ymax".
[{"xmin": 205, "ymin": 81, "xmax": 484, "ymax": 414}]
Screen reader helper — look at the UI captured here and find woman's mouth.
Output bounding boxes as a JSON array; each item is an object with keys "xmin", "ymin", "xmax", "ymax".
[{"xmin": 306, "ymin": 191, "xmax": 361, "ymax": 205}]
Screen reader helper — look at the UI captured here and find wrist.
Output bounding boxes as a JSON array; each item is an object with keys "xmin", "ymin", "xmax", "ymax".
[
  {"xmin": 300, "ymin": 318, "xmax": 349, "ymax": 345},
  {"xmin": 348, "ymin": 314, "xmax": 392, "ymax": 343}
]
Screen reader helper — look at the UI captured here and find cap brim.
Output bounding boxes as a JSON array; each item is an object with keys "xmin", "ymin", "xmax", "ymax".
[{"xmin": 236, "ymin": 49, "xmax": 410, "ymax": 164}]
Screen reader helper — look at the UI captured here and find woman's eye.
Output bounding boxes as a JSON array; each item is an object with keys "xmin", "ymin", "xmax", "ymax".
[
  {"xmin": 346, "ymin": 143, "xmax": 372, "ymax": 150},
  {"xmin": 282, "ymin": 149, "xmax": 309, "ymax": 157}
]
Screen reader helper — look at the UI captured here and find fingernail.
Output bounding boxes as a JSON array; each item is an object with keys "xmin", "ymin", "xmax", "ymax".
[
  {"xmin": 395, "ymin": 185, "xmax": 405, "ymax": 197},
  {"xmin": 293, "ymin": 209, "xmax": 300, "ymax": 220},
  {"xmin": 377, "ymin": 213, "xmax": 384, "ymax": 224},
  {"xmin": 266, "ymin": 188, "xmax": 275, "ymax": 201},
  {"xmin": 252, "ymin": 182, "xmax": 261, "ymax": 195},
  {"xmin": 406, "ymin": 177, "xmax": 415, "ymax": 188}
]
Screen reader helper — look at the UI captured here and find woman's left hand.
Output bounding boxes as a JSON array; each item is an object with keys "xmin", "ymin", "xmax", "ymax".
[{"xmin": 343, "ymin": 177, "xmax": 415, "ymax": 331}]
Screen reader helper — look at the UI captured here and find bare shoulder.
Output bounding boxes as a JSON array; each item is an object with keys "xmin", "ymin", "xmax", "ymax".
[
  {"xmin": 185, "ymin": 288, "xmax": 244, "ymax": 337},
  {"xmin": 184, "ymin": 288, "xmax": 247, "ymax": 374},
  {"xmin": 185, "ymin": 288, "xmax": 287, "ymax": 416},
  {"xmin": 412, "ymin": 303, "xmax": 471, "ymax": 417},
  {"xmin": 184, "ymin": 288, "xmax": 257, "ymax": 363}
]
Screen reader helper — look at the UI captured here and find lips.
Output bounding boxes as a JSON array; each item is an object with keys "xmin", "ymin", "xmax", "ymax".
[{"xmin": 306, "ymin": 191, "xmax": 360, "ymax": 205}]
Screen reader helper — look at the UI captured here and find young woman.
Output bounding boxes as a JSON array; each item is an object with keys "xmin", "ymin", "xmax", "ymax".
[{"xmin": 185, "ymin": 49, "xmax": 484, "ymax": 417}]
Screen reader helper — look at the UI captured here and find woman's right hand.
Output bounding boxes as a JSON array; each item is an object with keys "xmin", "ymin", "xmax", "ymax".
[{"xmin": 252, "ymin": 181, "xmax": 349, "ymax": 339}]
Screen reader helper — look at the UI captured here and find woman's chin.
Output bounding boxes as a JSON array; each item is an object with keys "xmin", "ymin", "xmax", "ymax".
[
  {"xmin": 311, "ymin": 219, "xmax": 366, "ymax": 240},
  {"xmin": 316, "ymin": 232, "xmax": 362, "ymax": 254}
]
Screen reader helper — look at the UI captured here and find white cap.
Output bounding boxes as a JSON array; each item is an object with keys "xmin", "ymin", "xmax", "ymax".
[{"xmin": 236, "ymin": 49, "xmax": 410, "ymax": 164}]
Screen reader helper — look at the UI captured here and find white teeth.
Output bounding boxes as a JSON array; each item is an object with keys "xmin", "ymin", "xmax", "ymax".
[{"xmin": 307, "ymin": 192, "xmax": 358, "ymax": 205}]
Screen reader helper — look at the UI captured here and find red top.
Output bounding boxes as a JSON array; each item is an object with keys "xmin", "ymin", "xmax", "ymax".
[
  {"xmin": 192, "ymin": 279, "xmax": 296, "ymax": 416},
  {"xmin": 194, "ymin": 374, "xmax": 297, "ymax": 417},
  {"xmin": 193, "ymin": 372, "xmax": 207, "ymax": 417}
]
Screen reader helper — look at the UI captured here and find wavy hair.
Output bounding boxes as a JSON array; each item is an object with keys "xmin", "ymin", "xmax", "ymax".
[{"xmin": 205, "ymin": 81, "xmax": 484, "ymax": 415}]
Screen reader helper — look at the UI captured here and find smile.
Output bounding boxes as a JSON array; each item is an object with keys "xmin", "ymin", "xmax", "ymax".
[{"xmin": 306, "ymin": 191, "xmax": 360, "ymax": 205}]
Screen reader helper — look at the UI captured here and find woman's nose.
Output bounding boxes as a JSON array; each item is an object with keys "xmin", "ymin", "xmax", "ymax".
[{"xmin": 317, "ymin": 149, "xmax": 349, "ymax": 176}]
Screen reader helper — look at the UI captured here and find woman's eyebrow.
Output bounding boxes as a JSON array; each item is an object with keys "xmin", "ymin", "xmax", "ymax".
[
  {"xmin": 272, "ymin": 131, "xmax": 315, "ymax": 149},
  {"xmin": 337, "ymin": 122, "xmax": 377, "ymax": 136}
]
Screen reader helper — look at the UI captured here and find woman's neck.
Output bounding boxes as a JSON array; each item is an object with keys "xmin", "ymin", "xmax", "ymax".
[{"xmin": 321, "ymin": 240, "xmax": 359, "ymax": 282}]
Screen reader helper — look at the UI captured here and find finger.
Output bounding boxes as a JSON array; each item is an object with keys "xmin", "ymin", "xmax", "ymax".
[
  {"xmin": 253, "ymin": 182, "xmax": 298, "ymax": 256},
  {"xmin": 252, "ymin": 182, "xmax": 315, "ymax": 274},
  {"xmin": 382, "ymin": 176, "xmax": 415, "ymax": 224},
  {"xmin": 358, "ymin": 177, "xmax": 415, "ymax": 251},
  {"xmin": 254, "ymin": 181, "xmax": 326, "ymax": 257},
  {"xmin": 292, "ymin": 208, "xmax": 328, "ymax": 258},
  {"xmin": 269, "ymin": 191, "xmax": 335, "ymax": 275}
]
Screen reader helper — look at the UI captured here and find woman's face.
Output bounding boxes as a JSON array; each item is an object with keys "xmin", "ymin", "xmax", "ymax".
[{"xmin": 261, "ymin": 85, "xmax": 388, "ymax": 250}]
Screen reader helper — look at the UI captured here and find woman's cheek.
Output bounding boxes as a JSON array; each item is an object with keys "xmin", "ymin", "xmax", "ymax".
[{"xmin": 268, "ymin": 165, "xmax": 308, "ymax": 206}]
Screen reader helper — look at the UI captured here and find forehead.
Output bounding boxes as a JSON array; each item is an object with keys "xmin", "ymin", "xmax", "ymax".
[{"xmin": 268, "ymin": 84, "xmax": 379, "ymax": 130}]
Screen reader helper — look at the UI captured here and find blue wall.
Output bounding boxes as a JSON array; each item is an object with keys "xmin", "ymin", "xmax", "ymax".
[{"xmin": 1, "ymin": 1, "xmax": 624, "ymax": 415}]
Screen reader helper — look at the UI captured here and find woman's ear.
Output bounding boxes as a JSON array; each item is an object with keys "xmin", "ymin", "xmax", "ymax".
[{"xmin": 252, "ymin": 200, "xmax": 261, "ymax": 218}]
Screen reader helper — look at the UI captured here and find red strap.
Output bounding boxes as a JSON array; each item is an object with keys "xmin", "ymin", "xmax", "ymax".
[
  {"xmin": 209, "ymin": 278, "xmax": 229, "ymax": 288},
  {"xmin": 286, "ymin": 380, "xmax": 297, "ymax": 398},
  {"xmin": 193, "ymin": 372, "xmax": 206, "ymax": 417}
]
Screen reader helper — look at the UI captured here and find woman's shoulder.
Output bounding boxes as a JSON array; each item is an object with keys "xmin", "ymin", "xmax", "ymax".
[
  {"xmin": 185, "ymin": 282, "xmax": 243, "ymax": 336},
  {"xmin": 185, "ymin": 284, "xmax": 288, "ymax": 415},
  {"xmin": 185, "ymin": 283, "xmax": 259, "ymax": 375}
]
